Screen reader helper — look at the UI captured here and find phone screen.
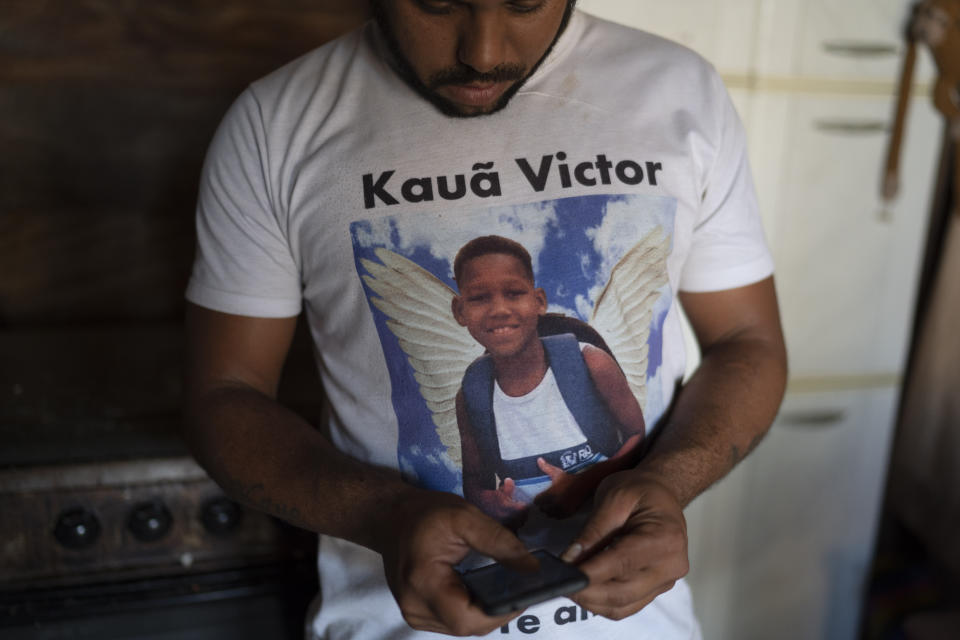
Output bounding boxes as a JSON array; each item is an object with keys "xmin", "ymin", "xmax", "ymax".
[{"xmin": 459, "ymin": 549, "xmax": 589, "ymax": 616}]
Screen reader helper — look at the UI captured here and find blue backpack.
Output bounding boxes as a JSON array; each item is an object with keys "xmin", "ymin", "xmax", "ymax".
[{"xmin": 460, "ymin": 332, "xmax": 623, "ymax": 484}]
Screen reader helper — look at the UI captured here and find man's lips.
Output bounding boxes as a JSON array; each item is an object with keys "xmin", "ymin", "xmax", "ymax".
[{"xmin": 440, "ymin": 81, "xmax": 511, "ymax": 107}]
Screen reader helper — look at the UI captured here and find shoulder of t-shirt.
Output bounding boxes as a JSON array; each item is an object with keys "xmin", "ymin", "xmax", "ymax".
[
  {"xmin": 575, "ymin": 10, "xmax": 721, "ymax": 84},
  {"xmin": 243, "ymin": 20, "xmax": 376, "ymax": 114}
]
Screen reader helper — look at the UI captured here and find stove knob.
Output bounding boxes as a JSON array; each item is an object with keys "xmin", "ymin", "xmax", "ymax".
[
  {"xmin": 54, "ymin": 507, "xmax": 101, "ymax": 550},
  {"xmin": 127, "ymin": 500, "xmax": 173, "ymax": 542},
  {"xmin": 200, "ymin": 496, "xmax": 243, "ymax": 536}
]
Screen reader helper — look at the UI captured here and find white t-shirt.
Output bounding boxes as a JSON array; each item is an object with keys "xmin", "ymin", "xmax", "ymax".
[{"xmin": 187, "ymin": 9, "xmax": 772, "ymax": 639}]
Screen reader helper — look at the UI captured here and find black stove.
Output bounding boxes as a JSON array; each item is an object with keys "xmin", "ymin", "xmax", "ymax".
[
  {"xmin": 0, "ymin": 457, "xmax": 318, "ymax": 639},
  {"xmin": 0, "ymin": 325, "xmax": 323, "ymax": 639}
]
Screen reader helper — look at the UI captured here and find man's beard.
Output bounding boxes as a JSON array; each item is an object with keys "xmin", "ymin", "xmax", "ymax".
[{"xmin": 372, "ymin": 1, "xmax": 577, "ymax": 118}]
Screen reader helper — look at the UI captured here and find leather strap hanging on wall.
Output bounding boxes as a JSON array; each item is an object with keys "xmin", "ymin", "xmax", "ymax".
[
  {"xmin": 884, "ymin": 37, "xmax": 917, "ymax": 201},
  {"xmin": 884, "ymin": 0, "xmax": 960, "ymax": 580},
  {"xmin": 884, "ymin": 0, "xmax": 960, "ymax": 217},
  {"xmin": 888, "ymin": 212, "xmax": 960, "ymax": 576}
]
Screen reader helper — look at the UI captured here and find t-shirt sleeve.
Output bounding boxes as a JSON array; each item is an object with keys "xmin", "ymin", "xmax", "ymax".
[
  {"xmin": 185, "ymin": 88, "xmax": 302, "ymax": 317},
  {"xmin": 678, "ymin": 71, "xmax": 774, "ymax": 293}
]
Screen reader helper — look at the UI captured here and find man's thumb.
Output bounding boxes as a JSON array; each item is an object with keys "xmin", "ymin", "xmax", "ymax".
[
  {"xmin": 461, "ymin": 515, "xmax": 538, "ymax": 572},
  {"xmin": 560, "ymin": 492, "xmax": 635, "ymax": 563}
]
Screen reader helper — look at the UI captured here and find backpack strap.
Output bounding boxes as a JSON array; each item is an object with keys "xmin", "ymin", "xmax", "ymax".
[
  {"xmin": 541, "ymin": 334, "xmax": 622, "ymax": 457},
  {"xmin": 461, "ymin": 354, "xmax": 500, "ymax": 487}
]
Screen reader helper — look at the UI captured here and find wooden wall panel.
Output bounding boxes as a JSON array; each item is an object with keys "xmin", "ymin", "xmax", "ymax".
[
  {"xmin": 0, "ymin": 85, "xmax": 234, "ymax": 323},
  {"xmin": 0, "ymin": 321, "xmax": 324, "ymax": 466},
  {"xmin": 1, "ymin": 0, "xmax": 372, "ymax": 88},
  {"xmin": 0, "ymin": 2, "xmax": 369, "ymax": 452},
  {"xmin": 0, "ymin": 0, "xmax": 371, "ymax": 326}
]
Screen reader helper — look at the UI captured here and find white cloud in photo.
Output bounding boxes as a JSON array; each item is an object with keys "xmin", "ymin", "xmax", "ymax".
[
  {"xmin": 575, "ymin": 293, "xmax": 594, "ymax": 321},
  {"xmin": 387, "ymin": 201, "xmax": 559, "ymax": 280},
  {"xmin": 354, "ymin": 216, "xmax": 397, "ymax": 251},
  {"xmin": 586, "ymin": 196, "xmax": 675, "ymax": 287},
  {"xmin": 547, "ymin": 302, "xmax": 579, "ymax": 318}
]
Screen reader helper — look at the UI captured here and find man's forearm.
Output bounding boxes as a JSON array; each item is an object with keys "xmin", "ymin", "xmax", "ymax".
[
  {"xmin": 637, "ymin": 333, "xmax": 787, "ymax": 508},
  {"xmin": 183, "ymin": 384, "xmax": 414, "ymax": 551}
]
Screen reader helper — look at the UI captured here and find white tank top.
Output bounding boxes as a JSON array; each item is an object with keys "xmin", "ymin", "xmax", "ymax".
[{"xmin": 492, "ymin": 366, "xmax": 587, "ymax": 461}]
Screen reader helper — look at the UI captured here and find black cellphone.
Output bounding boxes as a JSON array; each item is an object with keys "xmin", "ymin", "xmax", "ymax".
[{"xmin": 459, "ymin": 549, "xmax": 589, "ymax": 616}]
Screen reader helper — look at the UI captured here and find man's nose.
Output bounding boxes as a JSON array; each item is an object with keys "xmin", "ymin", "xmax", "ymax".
[{"xmin": 457, "ymin": 12, "xmax": 508, "ymax": 74}]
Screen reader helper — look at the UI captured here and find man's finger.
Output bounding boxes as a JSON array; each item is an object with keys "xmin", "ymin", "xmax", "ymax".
[
  {"xmin": 572, "ymin": 577, "xmax": 671, "ymax": 621},
  {"xmin": 560, "ymin": 489, "xmax": 637, "ymax": 562},
  {"xmin": 426, "ymin": 569, "xmax": 520, "ymax": 636},
  {"xmin": 578, "ymin": 513, "xmax": 688, "ymax": 581},
  {"xmin": 568, "ymin": 522, "xmax": 688, "ymax": 620},
  {"xmin": 458, "ymin": 512, "xmax": 539, "ymax": 572}
]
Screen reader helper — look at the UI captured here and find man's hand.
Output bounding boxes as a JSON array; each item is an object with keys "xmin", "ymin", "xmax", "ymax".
[
  {"xmin": 378, "ymin": 488, "xmax": 539, "ymax": 636},
  {"xmin": 533, "ymin": 457, "xmax": 584, "ymax": 518},
  {"xmin": 560, "ymin": 471, "xmax": 688, "ymax": 620}
]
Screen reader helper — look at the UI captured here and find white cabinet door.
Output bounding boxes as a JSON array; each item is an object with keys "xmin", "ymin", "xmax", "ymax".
[
  {"xmin": 756, "ymin": 92, "xmax": 941, "ymax": 379},
  {"xmin": 578, "ymin": 0, "xmax": 759, "ymax": 76},
  {"xmin": 685, "ymin": 387, "xmax": 900, "ymax": 640},
  {"xmin": 755, "ymin": 0, "xmax": 937, "ymax": 84},
  {"xmin": 579, "ymin": 0, "xmax": 936, "ymax": 84},
  {"xmin": 734, "ymin": 387, "xmax": 898, "ymax": 640}
]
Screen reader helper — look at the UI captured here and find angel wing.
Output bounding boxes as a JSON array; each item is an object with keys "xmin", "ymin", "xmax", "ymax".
[
  {"xmin": 590, "ymin": 226, "xmax": 670, "ymax": 411},
  {"xmin": 359, "ymin": 247, "xmax": 484, "ymax": 465}
]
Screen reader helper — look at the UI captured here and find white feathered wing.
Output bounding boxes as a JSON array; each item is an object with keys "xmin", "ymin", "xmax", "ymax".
[
  {"xmin": 359, "ymin": 248, "xmax": 484, "ymax": 465},
  {"xmin": 590, "ymin": 226, "xmax": 671, "ymax": 412}
]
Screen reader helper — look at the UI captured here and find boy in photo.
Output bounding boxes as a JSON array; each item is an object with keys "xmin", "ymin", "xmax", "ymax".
[{"xmin": 451, "ymin": 235, "xmax": 647, "ymax": 527}]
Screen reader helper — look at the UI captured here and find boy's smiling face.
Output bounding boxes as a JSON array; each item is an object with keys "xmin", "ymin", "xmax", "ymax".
[{"xmin": 452, "ymin": 252, "xmax": 547, "ymax": 359}]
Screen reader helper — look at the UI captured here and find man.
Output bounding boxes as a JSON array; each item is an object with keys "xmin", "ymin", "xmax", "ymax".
[{"xmin": 183, "ymin": 0, "xmax": 788, "ymax": 638}]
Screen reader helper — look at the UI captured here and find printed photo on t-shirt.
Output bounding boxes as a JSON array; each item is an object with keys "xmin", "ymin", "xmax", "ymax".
[{"xmin": 350, "ymin": 193, "xmax": 676, "ymax": 527}]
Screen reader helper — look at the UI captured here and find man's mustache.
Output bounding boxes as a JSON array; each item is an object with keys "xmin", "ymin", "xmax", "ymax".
[{"xmin": 427, "ymin": 63, "xmax": 527, "ymax": 88}]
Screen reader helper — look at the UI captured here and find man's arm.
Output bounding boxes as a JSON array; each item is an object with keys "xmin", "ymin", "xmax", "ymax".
[
  {"xmin": 641, "ymin": 275, "xmax": 788, "ymax": 505},
  {"xmin": 563, "ymin": 276, "xmax": 788, "ymax": 619},
  {"xmin": 182, "ymin": 303, "xmax": 537, "ymax": 636}
]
